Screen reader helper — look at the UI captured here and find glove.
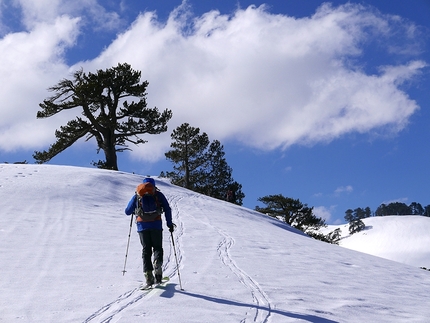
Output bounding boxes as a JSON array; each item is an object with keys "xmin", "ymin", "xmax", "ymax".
[{"xmin": 168, "ymin": 223, "xmax": 175, "ymax": 232}]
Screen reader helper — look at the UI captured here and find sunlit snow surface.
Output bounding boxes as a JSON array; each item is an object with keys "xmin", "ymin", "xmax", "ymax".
[{"xmin": 1, "ymin": 164, "xmax": 429, "ymax": 322}]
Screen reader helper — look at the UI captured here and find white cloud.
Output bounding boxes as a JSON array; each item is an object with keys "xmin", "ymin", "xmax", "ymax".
[
  {"xmin": 14, "ymin": 0, "xmax": 121, "ymax": 30},
  {"xmin": 0, "ymin": 2, "xmax": 426, "ymax": 161},
  {"xmin": 313, "ymin": 205, "xmax": 334, "ymax": 222},
  {"xmin": 14, "ymin": 0, "xmax": 63, "ymax": 28},
  {"xmin": 0, "ymin": 15, "xmax": 80, "ymax": 150},
  {"xmin": 90, "ymin": 3, "xmax": 425, "ymax": 160},
  {"xmin": 334, "ymin": 185, "xmax": 354, "ymax": 195}
]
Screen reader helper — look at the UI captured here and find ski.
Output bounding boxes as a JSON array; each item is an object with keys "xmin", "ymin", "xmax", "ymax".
[
  {"xmin": 140, "ymin": 283, "xmax": 154, "ymax": 291},
  {"xmin": 155, "ymin": 276, "xmax": 170, "ymax": 287},
  {"xmin": 139, "ymin": 276, "xmax": 170, "ymax": 290}
]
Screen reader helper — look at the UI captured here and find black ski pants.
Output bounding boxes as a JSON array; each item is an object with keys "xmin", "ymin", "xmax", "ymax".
[{"xmin": 138, "ymin": 229, "xmax": 163, "ymax": 273}]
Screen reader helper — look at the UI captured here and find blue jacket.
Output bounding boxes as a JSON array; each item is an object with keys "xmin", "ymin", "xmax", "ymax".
[{"xmin": 125, "ymin": 190, "xmax": 173, "ymax": 231}]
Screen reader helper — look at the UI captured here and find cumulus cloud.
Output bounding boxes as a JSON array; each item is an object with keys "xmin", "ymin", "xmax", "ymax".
[
  {"xmin": 0, "ymin": 2, "xmax": 426, "ymax": 160},
  {"xmin": 0, "ymin": 15, "xmax": 80, "ymax": 150}
]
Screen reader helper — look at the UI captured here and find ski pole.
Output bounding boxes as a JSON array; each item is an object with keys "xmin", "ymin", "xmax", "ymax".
[
  {"xmin": 122, "ymin": 214, "xmax": 134, "ymax": 276},
  {"xmin": 170, "ymin": 230, "xmax": 184, "ymax": 290}
]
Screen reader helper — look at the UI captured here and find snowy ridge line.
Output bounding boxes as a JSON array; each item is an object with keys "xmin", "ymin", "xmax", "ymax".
[
  {"xmin": 191, "ymin": 195, "xmax": 273, "ymax": 323},
  {"xmin": 83, "ymin": 194, "xmax": 184, "ymax": 322}
]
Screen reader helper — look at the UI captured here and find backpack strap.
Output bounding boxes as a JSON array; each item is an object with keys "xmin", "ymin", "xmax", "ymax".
[
  {"xmin": 134, "ymin": 194, "xmax": 144, "ymax": 220},
  {"xmin": 154, "ymin": 189, "xmax": 164, "ymax": 214}
]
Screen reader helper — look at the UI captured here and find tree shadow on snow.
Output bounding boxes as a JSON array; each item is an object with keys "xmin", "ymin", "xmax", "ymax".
[{"xmin": 175, "ymin": 289, "xmax": 339, "ymax": 323}]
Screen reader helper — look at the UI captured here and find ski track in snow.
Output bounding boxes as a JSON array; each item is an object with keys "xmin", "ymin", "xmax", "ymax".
[
  {"xmin": 190, "ymin": 194, "xmax": 273, "ymax": 323},
  {"xmin": 82, "ymin": 194, "xmax": 185, "ymax": 323},
  {"xmin": 217, "ymin": 230, "xmax": 272, "ymax": 323},
  {"xmin": 168, "ymin": 194, "xmax": 185, "ymax": 274}
]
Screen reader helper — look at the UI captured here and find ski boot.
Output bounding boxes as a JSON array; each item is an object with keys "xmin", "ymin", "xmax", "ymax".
[{"xmin": 142, "ymin": 271, "xmax": 155, "ymax": 290}]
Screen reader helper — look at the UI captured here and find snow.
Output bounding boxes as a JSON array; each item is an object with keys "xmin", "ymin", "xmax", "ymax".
[
  {"xmin": 1, "ymin": 164, "xmax": 430, "ymax": 323},
  {"xmin": 325, "ymin": 217, "xmax": 430, "ymax": 269}
]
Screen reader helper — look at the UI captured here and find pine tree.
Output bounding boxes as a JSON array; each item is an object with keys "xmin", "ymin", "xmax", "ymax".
[
  {"xmin": 386, "ymin": 202, "xmax": 411, "ymax": 215},
  {"xmin": 197, "ymin": 140, "xmax": 232, "ymax": 198},
  {"xmin": 364, "ymin": 206, "xmax": 372, "ymax": 218},
  {"xmin": 33, "ymin": 63, "xmax": 172, "ymax": 170},
  {"xmin": 256, "ymin": 194, "xmax": 326, "ymax": 233},
  {"xmin": 308, "ymin": 227, "xmax": 342, "ymax": 245},
  {"xmin": 344, "ymin": 208, "xmax": 367, "ymax": 234},
  {"xmin": 164, "ymin": 123, "xmax": 244, "ymax": 204},
  {"xmin": 424, "ymin": 205, "xmax": 430, "ymax": 217},
  {"xmin": 409, "ymin": 202, "xmax": 424, "ymax": 215},
  {"xmin": 344, "ymin": 209, "xmax": 354, "ymax": 223},
  {"xmin": 164, "ymin": 123, "xmax": 209, "ymax": 190},
  {"xmin": 349, "ymin": 219, "xmax": 365, "ymax": 234},
  {"xmin": 327, "ymin": 228, "xmax": 342, "ymax": 244},
  {"xmin": 375, "ymin": 204, "xmax": 388, "ymax": 216}
]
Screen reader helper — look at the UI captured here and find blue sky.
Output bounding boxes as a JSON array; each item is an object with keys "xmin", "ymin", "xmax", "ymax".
[{"xmin": 1, "ymin": 0, "xmax": 429, "ymax": 224}]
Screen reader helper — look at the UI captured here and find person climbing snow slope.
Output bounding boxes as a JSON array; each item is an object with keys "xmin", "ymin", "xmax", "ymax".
[{"xmin": 125, "ymin": 177, "xmax": 174, "ymax": 288}]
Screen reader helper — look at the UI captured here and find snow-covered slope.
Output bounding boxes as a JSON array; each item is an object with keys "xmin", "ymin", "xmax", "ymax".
[
  {"xmin": 326, "ymin": 217, "xmax": 430, "ymax": 269},
  {"xmin": 1, "ymin": 164, "xmax": 430, "ymax": 322}
]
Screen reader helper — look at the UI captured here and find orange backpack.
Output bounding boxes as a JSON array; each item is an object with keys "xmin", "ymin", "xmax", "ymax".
[{"xmin": 135, "ymin": 182, "xmax": 162, "ymax": 220}]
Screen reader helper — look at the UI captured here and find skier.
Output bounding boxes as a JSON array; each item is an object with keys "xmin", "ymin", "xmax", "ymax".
[{"xmin": 125, "ymin": 177, "xmax": 174, "ymax": 288}]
